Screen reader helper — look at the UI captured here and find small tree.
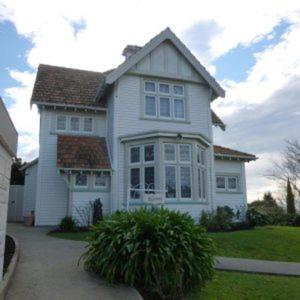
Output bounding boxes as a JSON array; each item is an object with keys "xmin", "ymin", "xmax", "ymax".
[{"xmin": 286, "ymin": 178, "xmax": 296, "ymax": 214}]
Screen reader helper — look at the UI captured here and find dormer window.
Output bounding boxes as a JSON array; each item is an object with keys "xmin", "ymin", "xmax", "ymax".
[{"xmin": 143, "ymin": 80, "xmax": 186, "ymax": 121}]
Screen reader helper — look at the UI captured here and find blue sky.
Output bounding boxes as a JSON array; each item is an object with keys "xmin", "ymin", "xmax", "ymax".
[{"xmin": 0, "ymin": 0, "xmax": 300, "ymax": 202}]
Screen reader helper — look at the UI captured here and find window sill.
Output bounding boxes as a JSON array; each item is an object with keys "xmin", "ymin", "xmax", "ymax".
[
  {"xmin": 216, "ymin": 190, "xmax": 242, "ymax": 194},
  {"xmin": 140, "ymin": 117, "xmax": 191, "ymax": 124},
  {"xmin": 125, "ymin": 200, "xmax": 208, "ymax": 206}
]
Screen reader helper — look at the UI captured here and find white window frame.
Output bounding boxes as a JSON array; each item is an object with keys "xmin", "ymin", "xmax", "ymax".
[
  {"xmin": 216, "ymin": 176, "xmax": 226, "ymax": 191},
  {"xmin": 216, "ymin": 175, "xmax": 240, "ymax": 192},
  {"xmin": 227, "ymin": 176, "xmax": 238, "ymax": 192},
  {"xmin": 197, "ymin": 146, "xmax": 207, "ymax": 201},
  {"xmin": 94, "ymin": 173, "xmax": 108, "ymax": 189},
  {"xmin": 83, "ymin": 117, "xmax": 93, "ymax": 133},
  {"xmin": 143, "ymin": 80, "xmax": 186, "ymax": 121},
  {"xmin": 56, "ymin": 115, "xmax": 67, "ymax": 131},
  {"xmin": 70, "ymin": 116, "xmax": 80, "ymax": 132},
  {"xmin": 74, "ymin": 173, "xmax": 88, "ymax": 188}
]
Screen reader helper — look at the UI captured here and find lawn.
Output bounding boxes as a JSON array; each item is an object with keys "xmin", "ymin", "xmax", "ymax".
[
  {"xmin": 189, "ymin": 271, "xmax": 300, "ymax": 300},
  {"xmin": 208, "ymin": 226, "xmax": 300, "ymax": 262},
  {"xmin": 48, "ymin": 231, "xmax": 91, "ymax": 241}
]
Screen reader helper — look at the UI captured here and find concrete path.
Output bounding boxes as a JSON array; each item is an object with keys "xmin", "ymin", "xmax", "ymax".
[
  {"xmin": 6, "ymin": 223, "xmax": 141, "ymax": 300},
  {"xmin": 215, "ymin": 256, "xmax": 300, "ymax": 276}
]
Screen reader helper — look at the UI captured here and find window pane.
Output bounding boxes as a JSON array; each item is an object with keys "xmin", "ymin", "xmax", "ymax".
[
  {"xmin": 130, "ymin": 147, "xmax": 140, "ymax": 163},
  {"xmin": 75, "ymin": 174, "xmax": 87, "ymax": 186},
  {"xmin": 201, "ymin": 169, "xmax": 206, "ymax": 198},
  {"xmin": 95, "ymin": 173, "xmax": 107, "ymax": 187},
  {"xmin": 57, "ymin": 116, "xmax": 66, "ymax": 130},
  {"xmin": 198, "ymin": 169, "xmax": 202, "ymax": 198},
  {"xmin": 164, "ymin": 144, "xmax": 175, "ymax": 161},
  {"xmin": 180, "ymin": 166, "xmax": 191, "ymax": 198},
  {"xmin": 84, "ymin": 117, "xmax": 93, "ymax": 132},
  {"xmin": 144, "ymin": 145, "xmax": 154, "ymax": 162},
  {"xmin": 179, "ymin": 145, "xmax": 191, "ymax": 162},
  {"xmin": 228, "ymin": 177, "xmax": 237, "ymax": 190},
  {"xmin": 165, "ymin": 166, "xmax": 176, "ymax": 198},
  {"xmin": 174, "ymin": 99, "xmax": 184, "ymax": 119},
  {"xmin": 70, "ymin": 117, "xmax": 80, "ymax": 131},
  {"xmin": 159, "ymin": 83, "xmax": 170, "ymax": 94},
  {"xmin": 173, "ymin": 85, "xmax": 184, "ymax": 95},
  {"xmin": 145, "ymin": 167, "xmax": 155, "ymax": 191},
  {"xmin": 216, "ymin": 176, "xmax": 225, "ymax": 189},
  {"xmin": 130, "ymin": 168, "xmax": 140, "ymax": 199},
  {"xmin": 145, "ymin": 81, "xmax": 155, "ymax": 92},
  {"xmin": 160, "ymin": 97, "xmax": 171, "ymax": 117},
  {"xmin": 145, "ymin": 96, "xmax": 156, "ymax": 116}
]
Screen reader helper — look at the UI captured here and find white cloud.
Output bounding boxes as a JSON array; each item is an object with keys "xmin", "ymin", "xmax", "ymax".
[{"xmin": 1, "ymin": 0, "xmax": 300, "ymax": 198}]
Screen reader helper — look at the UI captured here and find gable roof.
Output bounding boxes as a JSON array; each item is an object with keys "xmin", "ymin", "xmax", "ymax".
[
  {"xmin": 214, "ymin": 145, "xmax": 257, "ymax": 161},
  {"xmin": 57, "ymin": 135, "xmax": 111, "ymax": 170},
  {"xmin": 105, "ymin": 27, "xmax": 225, "ymax": 99},
  {"xmin": 31, "ymin": 64, "xmax": 108, "ymax": 109}
]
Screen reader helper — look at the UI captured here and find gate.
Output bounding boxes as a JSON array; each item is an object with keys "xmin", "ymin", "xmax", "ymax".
[{"xmin": 7, "ymin": 185, "xmax": 24, "ymax": 221}]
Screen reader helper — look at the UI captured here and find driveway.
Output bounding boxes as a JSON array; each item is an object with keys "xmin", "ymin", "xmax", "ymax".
[{"xmin": 6, "ymin": 223, "xmax": 141, "ymax": 300}]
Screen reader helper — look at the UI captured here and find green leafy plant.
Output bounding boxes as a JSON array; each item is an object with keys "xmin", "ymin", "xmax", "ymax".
[
  {"xmin": 82, "ymin": 207, "xmax": 215, "ymax": 299},
  {"xmin": 246, "ymin": 208, "xmax": 269, "ymax": 227},
  {"xmin": 59, "ymin": 216, "xmax": 77, "ymax": 232}
]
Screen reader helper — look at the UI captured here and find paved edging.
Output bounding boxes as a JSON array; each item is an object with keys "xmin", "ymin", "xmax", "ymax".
[
  {"xmin": 215, "ymin": 256, "xmax": 300, "ymax": 276},
  {"xmin": 0, "ymin": 235, "xmax": 19, "ymax": 300}
]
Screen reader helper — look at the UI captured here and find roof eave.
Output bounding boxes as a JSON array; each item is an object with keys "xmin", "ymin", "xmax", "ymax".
[{"xmin": 214, "ymin": 153, "xmax": 258, "ymax": 162}]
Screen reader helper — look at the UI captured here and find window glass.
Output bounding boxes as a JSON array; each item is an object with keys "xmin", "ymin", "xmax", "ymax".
[
  {"xmin": 75, "ymin": 174, "xmax": 87, "ymax": 186},
  {"xmin": 159, "ymin": 97, "xmax": 171, "ymax": 117},
  {"xmin": 70, "ymin": 117, "xmax": 80, "ymax": 131},
  {"xmin": 174, "ymin": 99, "xmax": 184, "ymax": 119},
  {"xmin": 57, "ymin": 116, "xmax": 66, "ymax": 130},
  {"xmin": 145, "ymin": 96, "xmax": 156, "ymax": 116},
  {"xmin": 201, "ymin": 169, "xmax": 206, "ymax": 198},
  {"xmin": 173, "ymin": 85, "xmax": 184, "ymax": 95},
  {"xmin": 130, "ymin": 147, "xmax": 140, "ymax": 163},
  {"xmin": 164, "ymin": 144, "xmax": 175, "ymax": 161},
  {"xmin": 84, "ymin": 117, "xmax": 93, "ymax": 132},
  {"xmin": 216, "ymin": 176, "xmax": 225, "ymax": 189},
  {"xmin": 180, "ymin": 166, "xmax": 191, "ymax": 198},
  {"xmin": 145, "ymin": 166, "xmax": 155, "ymax": 191},
  {"xmin": 197, "ymin": 147, "xmax": 205, "ymax": 165},
  {"xmin": 144, "ymin": 145, "xmax": 154, "ymax": 162},
  {"xmin": 145, "ymin": 81, "xmax": 155, "ymax": 92},
  {"xmin": 165, "ymin": 166, "xmax": 176, "ymax": 198},
  {"xmin": 228, "ymin": 177, "xmax": 237, "ymax": 190},
  {"xmin": 159, "ymin": 83, "xmax": 170, "ymax": 94},
  {"xmin": 95, "ymin": 173, "xmax": 107, "ymax": 187},
  {"xmin": 179, "ymin": 145, "xmax": 191, "ymax": 162},
  {"xmin": 130, "ymin": 168, "xmax": 140, "ymax": 199}
]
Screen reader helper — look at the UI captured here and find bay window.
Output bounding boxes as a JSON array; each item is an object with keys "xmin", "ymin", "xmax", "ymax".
[
  {"xmin": 144, "ymin": 80, "xmax": 186, "ymax": 121},
  {"xmin": 197, "ymin": 146, "xmax": 206, "ymax": 200}
]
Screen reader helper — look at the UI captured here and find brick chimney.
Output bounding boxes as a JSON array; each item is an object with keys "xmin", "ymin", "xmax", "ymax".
[{"xmin": 122, "ymin": 45, "xmax": 141, "ymax": 59}]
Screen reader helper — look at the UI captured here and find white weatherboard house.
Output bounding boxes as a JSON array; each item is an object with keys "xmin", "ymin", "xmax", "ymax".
[
  {"xmin": 0, "ymin": 97, "xmax": 18, "ymax": 280},
  {"xmin": 24, "ymin": 28, "xmax": 256, "ymax": 226}
]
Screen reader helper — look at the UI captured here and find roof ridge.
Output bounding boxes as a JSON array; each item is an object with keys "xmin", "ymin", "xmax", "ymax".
[{"xmin": 38, "ymin": 64, "xmax": 104, "ymax": 75}]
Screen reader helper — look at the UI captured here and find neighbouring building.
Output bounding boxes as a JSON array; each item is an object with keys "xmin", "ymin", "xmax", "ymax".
[
  {"xmin": 23, "ymin": 28, "xmax": 256, "ymax": 226},
  {"xmin": 0, "ymin": 97, "xmax": 18, "ymax": 280}
]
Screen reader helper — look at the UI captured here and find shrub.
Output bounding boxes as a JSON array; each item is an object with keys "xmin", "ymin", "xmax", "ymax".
[
  {"xmin": 246, "ymin": 208, "xmax": 269, "ymax": 227},
  {"xmin": 59, "ymin": 216, "xmax": 77, "ymax": 232},
  {"xmin": 292, "ymin": 214, "xmax": 300, "ymax": 227},
  {"xmin": 200, "ymin": 206, "xmax": 235, "ymax": 232},
  {"xmin": 82, "ymin": 208, "xmax": 215, "ymax": 299}
]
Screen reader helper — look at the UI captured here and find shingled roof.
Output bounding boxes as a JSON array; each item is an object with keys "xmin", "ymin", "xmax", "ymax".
[
  {"xmin": 31, "ymin": 64, "xmax": 108, "ymax": 108},
  {"xmin": 57, "ymin": 135, "xmax": 110, "ymax": 170},
  {"xmin": 211, "ymin": 110, "xmax": 225, "ymax": 130},
  {"xmin": 214, "ymin": 145, "xmax": 256, "ymax": 161}
]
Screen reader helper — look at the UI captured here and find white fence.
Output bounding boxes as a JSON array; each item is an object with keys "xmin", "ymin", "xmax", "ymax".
[{"xmin": 7, "ymin": 185, "xmax": 24, "ymax": 222}]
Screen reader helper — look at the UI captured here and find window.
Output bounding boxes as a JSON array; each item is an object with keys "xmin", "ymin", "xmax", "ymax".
[
  {"xmin": 197, "ymin": 146, "xmax": 206, "ymax": 200},
  {"xmin": 94, "ymin": 173, "xmax": 108, "ymax": 188},
  {"xmin": 216, "ymin": 175, "xmax": 239, "ymax": 192},
  {"xmin": 145, "ymin": 96, "xmax": 156, "ymax": 117},
  {"xmin": 84, "ymin": 117, "xmax": 93, "ymax": 132},
  {"xmin": 174, "ymin": 99, "xmax": 184, "ymax": 119},
  {"xmin": 70, "ymin": 117, "xmax": 80, "ymax": 131},
  {"xmin": 75, "ymin": 174, "xmax": 88, "ymax": 187},
  {"xmin": 57, "ymin": 116, "xmax": 66, "ymax": 131},
  {"xmin": 164, "ymin": 143, "xmax": 192, "ymax": 200},
  {"xmin": 144, "ymin": 80, "xmax": 186, "ymax": 121},
  {"xmin": 129, "ymin": 144, "xmax": 156, "ymax": 199}
]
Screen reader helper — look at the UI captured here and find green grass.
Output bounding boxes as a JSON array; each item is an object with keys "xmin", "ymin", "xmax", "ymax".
[
  {"xmin": 48, "ymin": 231, "xmax": 91, "ymax": 241},
  {"xmin": 189, "ymin": 271, "xmax": 300, "ymax": 300},
  {"xmin": 208, "ymin": 226, "xmax": 300, "ymax": 262}
]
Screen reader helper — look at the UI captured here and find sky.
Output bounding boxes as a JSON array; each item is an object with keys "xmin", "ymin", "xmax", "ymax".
[{"xmin": 0, "ymin": 0, "xmax": 300, "ymax": 202}]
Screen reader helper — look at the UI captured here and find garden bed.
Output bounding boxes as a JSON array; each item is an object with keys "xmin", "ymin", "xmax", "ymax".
[{"xmin": 3, "ymin": 235, "xmax": 15, "ymax": 277}]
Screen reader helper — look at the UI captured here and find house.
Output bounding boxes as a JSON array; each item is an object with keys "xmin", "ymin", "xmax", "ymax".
[
  {"xmin": 0, "ymin": 97, "xmax": 18, "ymax": 280},
  {"xmin": 24, "ymin": 28, "xmax": 256, "ymax": 226}
]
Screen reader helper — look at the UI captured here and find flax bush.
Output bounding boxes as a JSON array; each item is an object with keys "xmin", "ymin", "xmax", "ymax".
[{"xmin": 82, "ymin": 207, "xmax": 215, "ymax": 299}]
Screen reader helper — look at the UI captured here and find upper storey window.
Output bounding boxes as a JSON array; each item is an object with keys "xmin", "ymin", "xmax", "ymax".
[
  {"xmin": 143, "ymin": 80, "xmax": 185, "ymax": 121},
  {"xmin": 56, "ymin": 115, "xmax": 94, "ymax": 134}
]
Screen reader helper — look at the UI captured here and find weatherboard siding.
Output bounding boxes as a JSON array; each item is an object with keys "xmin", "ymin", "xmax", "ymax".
[
  {"xmin": 23, "ymin": 163, "xmax": 37, "ymax": 216},
  {"xmin": 214, "ymin": 159, "xmax": 247, "ymax": 213}
]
